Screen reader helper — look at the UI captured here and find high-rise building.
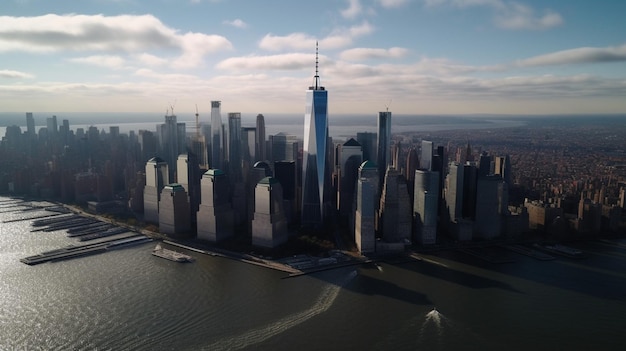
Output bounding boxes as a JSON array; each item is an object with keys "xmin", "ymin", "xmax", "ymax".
[
  {"xmin": 241, "ymin": 126, "xmax": 256, "ymax": 184},
  {"xmin": 46, "ymin": 115, "xmax": 58, "ymax": 135},
  {"xmin": 252, "ymin": 177, "xmax": 288, "ymax": 248},
  {"xmin": 157, "ymin": 113, "xmax": 185, "ymax": 180},
  {"xmin": 197, "ymin": 169, "xmax": 234, "ymax": 242},
  {"xmin": 177, "ymin": 153, "xmax": 201, "ymax": 223},
  {"xmin": 210, "ymin": 101, "xmax": 223, "ymax": 170},
  {"xmin": 414, "ymin": 169, "xmax": 440, "ymax": 245},
  {"xmin": 494, "ymin": 155, "xmax": 512, "ymax": 185},
  {"xmin": 227, "ymin": 113, "xmax": 243, "ymax": 182},
  {"xmin": 356, "ymin": 132, "xmax": 377, "ymax": 163},
  {"xmin": 274, "ymin": 161, "xmax": 297, "ymax": 224},
  {"xmin": 26, "ymin": 112, "xmax": 35, "ymax": 138},
  {"xmin": 420, "ymin": 140, "xmax": 433, "ymax": 171},
  {"xmin": 158, "ymin": 184, "xmax": 191, "ymax": 236},
  {"xmin": 405, "ymin": 147, "xmax": 419, "ymax": 201},
  {"xmin": 301, "ymin": 43, "xmax": 330, "ymax": 227},
  {"xmin": 475, "ymin": 175, "xmax": 507, "ymax": 239},
  {"xmin": 256, "ymin": 114, "xmax": 266, "ymax": 162},
  {"xmin": 143, "ymin": 157, "xmax": 169, "ymax": 223},
  {"xmin": 445, "ymin": 162, "xmax": 464, "ymax": 222},
  {"xmin": 354, "ymin": 161, "xmax": 378, "ymax": 254},
  {"xmin": 379, "ymin": 167, "xmax": 413, "ymax": 243},
  {"xmin": 338, "ymin": 138, "xmax": 362, "ymax": 219},
  {"xmin": 377, "ymin": 112, "xmax": 391, "ymax": 183},
  {"xmin": 138, "ymin": 130, "xmax": 157, "ymax": 163},
  {"xmin": 269, "ymin": 132, "xmax": 299, "ymax": 163}
]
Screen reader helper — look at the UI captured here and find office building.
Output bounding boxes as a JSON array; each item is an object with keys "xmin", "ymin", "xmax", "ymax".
[
  {"xmin": 354, "ymin": 161, "xmax": 378, "ymax": 254},
  {"xmin": 414, "ymin": 169, "xmax": 440, "ymax": 245},
  {"xmin": 26, "ymin": 112, "xmax": 35, "ymax": 137},
  {"xmin": 157, "ymin": 113, "xmax": 185, "ymax": 180},
  {"xmin": 177, "ymin": 153, "xmax": 201, "ymax": 223},
  {"xmin": 197, "ymin": 169, "xmax": 234, "ymax": 242},
  {"xmin": 474, "ymin": 175, "xmax": 507, "ymax": 239},
  {"xmin": 228, "ymin": 113, "xmax": 243, "ymax": 183},
  {"xmin": 158, "ymin": 184, "xmax": 191, "ymax": 236},
  {"xmin": 379, "ymin": 167, "xmax": 413, "ymax": 243},
  {"xmin": 210, "ymin": 101, "xmax": 223, "ymax": 169},
  {"xmin": 420, "ymin": 140, "xmax": 433, "ymax": 171},
  {"xmin": 377, "ymin": 112, "xmax": 391, "ymax": 184},
  {"xmin": 301, "ymin": 43, "xmax": 330, "ymax": 227},
  {"xmin": 252, "ymin": 177, "xmax": 288, "ymax": 248},
  {"xmin": 356, "ymin": 132, "xmax": 377, "ymax": 163},
  {"xmin": 274, "ymin": 161, "xmax": 297, "ymax": 223},
  {"xmin": 338, "ymin": 138, "xmax": 362, "ymax": 219},
  {"xmin": 270, "ymin": 132, "xmax": 299, "ymax": 163},
  {"xmin": 256, "ymin": 114, "xmax": 266, "ymax": 162},
  {"xmin": 143, "ymin": 157, "xmax": 169, "ymax": 223}
]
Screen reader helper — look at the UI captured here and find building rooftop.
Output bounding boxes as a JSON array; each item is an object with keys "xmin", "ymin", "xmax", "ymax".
[
  {"xmin": 258, "ymin": 176, "xmax": 280, "ymax": 186},
  {"xmin": 343, "ymin": 138, "xmax": 361, "ymax": 147},
  {"xmin": 204, "ymin": 169, "xmax": 225, "ymax": 177},
  {"xmin": 147, "ymin": 156, "xmax": 166, "ymax": 164},
  {"xmin": 359, "ymin": 160, "xmax": 376, "ymax": 169}
]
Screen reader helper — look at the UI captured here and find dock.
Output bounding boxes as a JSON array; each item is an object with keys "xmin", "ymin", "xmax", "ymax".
[{"xmin": 20, "ymin": 234, "xmax": 150, "ymax": 265}]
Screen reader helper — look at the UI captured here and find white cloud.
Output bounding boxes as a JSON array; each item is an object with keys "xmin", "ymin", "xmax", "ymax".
[
  {"xmin": 133, "ymin": 53, "xmax": 168, "ymax": 67},
  {"xmin": 422, "ymin": 0, "xmax": 563, "ymax": 30},
  {"xmin": 69, "ymin": 55, "xmax": 127, "ymax": 69},
  {"xmin": 259, "ymin": 21, "xmax": 374, "ymax": 51},
  {"xmin": 223, "ymin": 19, "xmax": 248, "ymax": 29},
  {"xmin": 0, "ymin": 14, "xmax": 233, "ymax": 68},
  {"xmin": 377, "ymin": 0, "xmax": 410, "ymax": 8},
  {"xmin": 517, "ymin": 44, "xmax": 626, "ymax": 66},
  {"xmin": 341, "ymin": 0, "xmax": 364, "ymax": 19},
  {"xmin": 494, "ymin": 3, "xmax": 563, "ymax": 30},
  {"xmin": 217, "ymin": 53, "xmax": 318, "ymax": 71},
  {"xmin": 0, "ymin": 69, "xmax": 34, "ymax": 79},
  {"xmin": 339, "ymin": 47, "xmax": 409, "ymax": 61}
]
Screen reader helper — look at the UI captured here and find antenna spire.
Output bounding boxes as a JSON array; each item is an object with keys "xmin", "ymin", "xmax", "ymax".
[{"xmin": 314, "ymin": 41, "xmax": 320, "ymax": 90}]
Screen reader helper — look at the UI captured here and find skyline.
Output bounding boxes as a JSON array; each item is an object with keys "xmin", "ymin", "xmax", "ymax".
[{"xmin": 1, "ymin": 0, "xmax": 626, "ymax": 115}]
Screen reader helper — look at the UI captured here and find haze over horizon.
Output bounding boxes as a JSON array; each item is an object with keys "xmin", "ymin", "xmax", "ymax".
[{"xmin": 1, "ymin": 0, "xmax": 626, "ymax": 115}]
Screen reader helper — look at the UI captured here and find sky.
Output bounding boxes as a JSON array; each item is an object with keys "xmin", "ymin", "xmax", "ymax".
[{"xmin": 1, "ymin": 0, "xmax": 626, "ymax": 116}]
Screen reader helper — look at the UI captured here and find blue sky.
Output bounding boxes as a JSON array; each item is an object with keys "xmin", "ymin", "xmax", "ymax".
[{"xmin": 1, "ymin": 0, "xmax": 625, "ymax": 116}]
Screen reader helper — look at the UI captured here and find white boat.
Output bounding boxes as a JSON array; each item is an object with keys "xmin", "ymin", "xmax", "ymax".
[{"xmin": 152, "ymin": 244, "xmax": 194, "ymax": 262}]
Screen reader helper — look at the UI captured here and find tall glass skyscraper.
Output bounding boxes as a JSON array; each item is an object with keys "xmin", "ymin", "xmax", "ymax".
[
  {"xmin": 255, "ymin": 114, "xmax": 266, "ymax": 162},
  {"xmin": 377, "ymin": 111, "xmax": 391, "ymax": 185},
  {"xmin": 301, "ymin": 43, "xmax": 330, "ymax": 227},
  {"xmin": 228, "ymin": 112, "xmax": 242, "ymax": 183},
  {"xmin": 210, "ymin": 101, "xmax": 223, "ymax": 170}
]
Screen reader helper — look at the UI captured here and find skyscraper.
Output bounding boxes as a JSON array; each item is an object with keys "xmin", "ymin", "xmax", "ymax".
[
  {"xmin": 158, "ymin": 184, "xmax": 191, "ymax": 236},
  {"xmin": 177, "ymin": 153, "xmax": 201, "ymax": 223},
  {"xmin": 252, "ymin": 177, "xmax": 288, "ymax": 248},
  {"xmin": 26, "ymin": 112, "xmax": 35, "ymax": 138},
  {"xmin": 414, "ymin": 169, "xmax": 440, "ymax": 245},
  {"xmin": 143, "ymin": 157, "xmax": 169, "ymax": 224},
  {"xmin": 356, "ymin": 132, "xmax": 377, "ymax": 163},
  {"xmin": 210, "ymin": 101, "xmax": 223, "ymax": 170},
  {"xmin": 157, "ymin": 112, "xmax": 185, "ymax": 180},
  {"xmin": 256, "ymin": 114, "xmax": 266, "ymax": 162},
  {"xmin": 301, "ymin": 43, "xmax": 330, "ymax": 227},
  {"xmin": 379, "ymin": 167, "xmax": 413, "ymax": 243},
  {"xmin": 228, "ymin": 112, "xmax": 243, "ymax": 183},
  {"xmin": 377, "ymin": 111, "xmax": 391, "ymax": 184},
  {"xmin": 420, "ymin": 140, "xmax": 433, "ymax": 171},
  {"xmin": 197, "ymin": 169, "xmax": 234, "ymax": 242},
  {"xmin": 354, "ymin": 161, "xmax": 378, "ymax": 254},
  {"xmin": 338, "ymin": 138, "xmax": 362, "ymax": 219}
]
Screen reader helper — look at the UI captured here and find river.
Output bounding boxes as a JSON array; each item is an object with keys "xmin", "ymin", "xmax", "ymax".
[{"xmin": 1, "ymin": 196, "xmax": 625, "ymax": 350}]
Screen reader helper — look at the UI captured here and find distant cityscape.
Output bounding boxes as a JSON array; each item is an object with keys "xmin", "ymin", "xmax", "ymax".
[{"xmin": 1, "ymin": 58, "xmax": 625, "ymax": 258}]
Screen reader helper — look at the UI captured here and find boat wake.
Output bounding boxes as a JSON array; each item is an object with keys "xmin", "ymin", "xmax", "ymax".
[{"xmin": 203, "ymin": 270, "xmax": 358, "ymax": 350}]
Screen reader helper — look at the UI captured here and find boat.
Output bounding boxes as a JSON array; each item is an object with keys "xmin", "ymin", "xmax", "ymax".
[{"xmin": 151, "ymin": 244, "xmax": 194, "ymax": 263}]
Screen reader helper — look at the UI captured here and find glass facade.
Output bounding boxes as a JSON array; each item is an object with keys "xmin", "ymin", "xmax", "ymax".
[
  {"xmin": 301, "ymin": 89, "xmax": 328, "ymax": 226},
  {"xmin": 377, "ymin": 112, "xmax": 391, "ymax": 184},
  {"xmin": 210, "ymin": 101, "xmax": 223, "ymax": 169}
]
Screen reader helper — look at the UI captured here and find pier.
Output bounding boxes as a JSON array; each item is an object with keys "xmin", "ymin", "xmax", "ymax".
[{"xmin": 20, "ymin": 234, "xmax": 150, "ymax": 265}]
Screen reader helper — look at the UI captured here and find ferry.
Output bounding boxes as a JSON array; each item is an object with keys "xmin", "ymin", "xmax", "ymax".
[{"xmin": 152, "ymin": 244, "xmax": 194, "ymax": 263}]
